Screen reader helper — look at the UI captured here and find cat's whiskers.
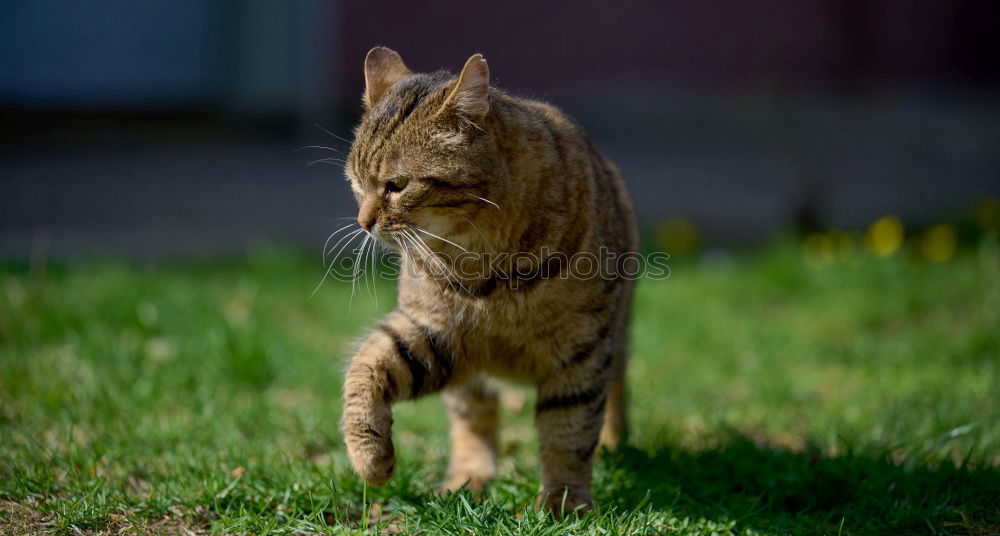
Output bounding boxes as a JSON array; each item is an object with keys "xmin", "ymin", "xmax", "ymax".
[
  {"xmin": 403, "ymin": 229, "xmax": 455, "ymax": 289},
  {"xmin": 314, "ymin": 123, "xmax": 355, "ymax": 146},
  {"xmin": 349, "ymin": 233, "xmax": 371, "ymax": 311},
  {"xmin": 368, "ymin": 232, "xmax": 384, "ymax": 309},
  {"xmin": 311, "ymin": 227, "xmax": 365, "ymax": 298},
  {"xmin": 329, "ymin": 229, "xmax": 363, "ymax": 266},
  {"xmin": 397, "ymin": 231, "xmax": 455, "ymax": 319},
  {"xmin": 322, "ymin": 223, "xmax": 361, "ymax": 265},
  {"xmin": 362, "ymin": 232, "xmax": 377, "ymax": 301},
  {"xmin": 392, "ymin": 234, "xmax": 416, "ymax": 298},
  {"xmin": 295, "ymin": 145, "xmax": 341, "ymax": 153},
  {"xmin": 418, "ymin": 233, "xmax": 479, "ymax": 306},
  {"xmin": 412, "ymin": 225, "xmax": 469, "ymax": 253},
  {"xmin": 400, "ymin": 234, "xmax": 436, "ymax": 312},
  {"xmin": 402, "ymin": 229, "xmax": 445, "ymax": 281},
  {"xmin": 326, "ymin": 228, "xmax": 365, "ymax": 265},
  {"xmin": 466, "ymin": 193, "xmax": 500, "ymax": 210},
  {"xmin": 306, "ymin": 157, "xmax": 347, "ymax": 167},
  {"xmin": 406, "ymin": 228, "xmax": 475, "ymax": 299}
]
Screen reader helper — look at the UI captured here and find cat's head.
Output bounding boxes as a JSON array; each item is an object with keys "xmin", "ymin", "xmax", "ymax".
[{"xmin": 345, "ymin": 47, "xmax": 499, "ymax": 251}]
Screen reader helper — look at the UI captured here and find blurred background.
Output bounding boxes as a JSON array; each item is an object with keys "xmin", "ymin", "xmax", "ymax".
[{"xmin": 2, "ymin": 0, "xmax": 999, "ymax": 260}]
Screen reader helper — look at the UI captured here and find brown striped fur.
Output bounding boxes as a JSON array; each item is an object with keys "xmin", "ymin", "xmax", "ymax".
[{"xmin": 339, "ymin": 47, "xmax": 638, "ymax": 515}]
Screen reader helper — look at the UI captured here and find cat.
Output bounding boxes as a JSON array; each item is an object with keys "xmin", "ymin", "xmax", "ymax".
[{"xmin": 339, "ymin": 46, "xmax": 638, "ymax": 515}]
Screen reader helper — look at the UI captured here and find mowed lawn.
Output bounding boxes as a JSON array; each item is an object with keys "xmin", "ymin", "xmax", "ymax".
[{"xmin": 1, "ymin": 240, "xmax": 998, "ymax": 535}]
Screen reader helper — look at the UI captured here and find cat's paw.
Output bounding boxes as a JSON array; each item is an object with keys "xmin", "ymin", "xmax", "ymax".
[
  {"xmin": 536, "ymin": 489, "xmax": 593, "ymax": 518},
  {"xmin": 442, "ymin": 471, "xmax": 493, "ymax": 493},
  {"xmin": 342, "ymin": 409, "xmax": 396, "ymax": 486},
  {"xmin": 442, "ymin": 453, "xmax": 497, "ymax": 493}
]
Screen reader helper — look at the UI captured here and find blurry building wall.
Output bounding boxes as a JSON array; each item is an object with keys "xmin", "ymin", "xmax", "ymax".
[
  {"xmin": 5, "ymin": 0, "xmax": 995, "ymax": 115},
  {"xmin": 1, "ymin": 1, "xmax": 997, "ymax": 259},
  {"xmin": 340, "ymin": 0, "xmax": 998, "ymax": 241},
  {"xmin": 1, "ymin": 1, "xmax": 225, "ymax": 108},
  {"xmin": 0, "ymin": 0, "xmax": 338, "ymax": 124},
  {"xmin": 340, "ymin": 0, "xmax": 999, "ymax": 100}
]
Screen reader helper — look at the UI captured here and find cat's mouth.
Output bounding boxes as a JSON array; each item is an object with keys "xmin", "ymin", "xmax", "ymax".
[
  {"xmin": 369, "ymin": 225, "xmax": 408, "ymax": 251},
  {"xmin": 376, "ymin": 224, "xmax": 465, "ymax": 258}
]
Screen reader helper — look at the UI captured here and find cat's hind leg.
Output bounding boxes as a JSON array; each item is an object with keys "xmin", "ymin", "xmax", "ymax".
[
  {"xmin": 598, "ymin": 340, "xmax": 628, "ymax": 450},
  {"xmin": 599, "ymin": 290, "xmax": 633, "ymax": 450},
  {"xmin": 442, "ymin": 376, "xmax": 499, "ymax": 492},
  {"xmin": 534, "ymin": 340, "xmax": 613, "ymax": 516}
]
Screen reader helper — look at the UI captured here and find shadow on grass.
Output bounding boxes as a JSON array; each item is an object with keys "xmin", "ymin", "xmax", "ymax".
[{"xmin": 596, "ymin": 436, "xmax": 1000, "ymax": 535}]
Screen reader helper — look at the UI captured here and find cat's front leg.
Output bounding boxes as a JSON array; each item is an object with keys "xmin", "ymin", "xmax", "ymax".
[
  {"xmin": 534, "ymin": 340, "xmax": 613, "ymax": 516},
  {"xmin": 341, "ymin": 310, "xmax": 455, "ymax": 486}
]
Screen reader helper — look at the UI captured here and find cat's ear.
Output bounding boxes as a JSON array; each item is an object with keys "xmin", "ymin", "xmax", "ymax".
[
  {"xmin": 438, "ymin": 54, "xmax": 490, "ymax": 121},
  {"xmin": 363, "ymin": 46, "xmax": 411, "ymax": 109}
]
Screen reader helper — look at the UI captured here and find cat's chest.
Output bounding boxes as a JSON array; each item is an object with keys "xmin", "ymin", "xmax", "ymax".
[
  {"xmin": 457, "ymin": 296, "xmax": 591, "ymax": 372},
  {"xmin": 454, "ymin": 292, "xmax": 556, "ymax": 337}
]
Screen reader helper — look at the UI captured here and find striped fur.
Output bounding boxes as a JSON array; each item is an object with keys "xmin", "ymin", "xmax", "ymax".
[{"xmin": 339, "ymin": 47, "xmax": 638, "ymax": 515}]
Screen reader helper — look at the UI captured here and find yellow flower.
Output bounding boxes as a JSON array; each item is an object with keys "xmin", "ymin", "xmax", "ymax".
[
  {"xmin": 866, "ymin": 216, "xmax": 904, "ymax": 258},
  {"xmin": 920, "ymin": 223, "xmax": 957, "ymax": 262}
]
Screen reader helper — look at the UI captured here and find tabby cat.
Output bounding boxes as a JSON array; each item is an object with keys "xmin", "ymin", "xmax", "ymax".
[{"xmin": 339, "ymin": 47, "xmax": 638, "ymax": 514}]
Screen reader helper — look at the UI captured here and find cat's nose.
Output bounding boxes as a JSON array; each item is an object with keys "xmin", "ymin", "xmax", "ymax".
[{"xmin": 358, "ymin": 202, "xmax": 378, "ymax": 231}]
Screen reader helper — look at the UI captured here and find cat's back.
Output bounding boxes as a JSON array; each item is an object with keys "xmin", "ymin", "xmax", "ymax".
[{"xmin": 490, "ymin": 92, "xmax": 638, "ymax": 256}]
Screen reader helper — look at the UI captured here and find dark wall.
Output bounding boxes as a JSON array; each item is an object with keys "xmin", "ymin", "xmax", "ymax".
[
  {"xmin": 2, "ymin": 1, "xmax": 998, "ymax": 259},
  {"xmin": 0, "ymin": 0, "xmax": 336, "ymax": 121},
  {"xmin": 0, "ymin": 0, "xmax": 226, "ymax": 108},
  {"xmin": 341, "ymin": 0, "xmax": 998, "ymax": 103}
]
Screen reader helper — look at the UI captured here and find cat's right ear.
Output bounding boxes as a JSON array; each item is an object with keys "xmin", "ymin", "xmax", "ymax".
[
  {"xmin": 437, "ymin": 54, "xmax": 490, "ymax": 122},
  {"xmin": 363, "ymin": 47, "xmax": 411, "ymax": 109}
]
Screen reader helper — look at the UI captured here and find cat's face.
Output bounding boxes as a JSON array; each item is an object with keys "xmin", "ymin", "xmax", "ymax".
[{"xmin": 345, "ymin": 48, "xmax": 494, "ymax": 251}]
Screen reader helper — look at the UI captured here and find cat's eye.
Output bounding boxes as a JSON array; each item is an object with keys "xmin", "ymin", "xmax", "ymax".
[{"xmin": 385, "ymin": 176, "xmax": 410, "ymax": 194}]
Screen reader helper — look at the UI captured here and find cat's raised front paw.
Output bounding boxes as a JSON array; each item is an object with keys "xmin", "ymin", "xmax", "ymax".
[{"xmin": 342, "ymin": 409, "xmax": 396, "ymax": 486}]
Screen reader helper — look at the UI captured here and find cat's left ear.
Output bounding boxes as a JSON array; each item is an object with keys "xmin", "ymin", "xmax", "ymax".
[
  {"xmin": 364, "ymin": 46, "xmax": 411, "ymax": 109},
  {"xmin": 438, "ymin": 54, "xmax": 490, "ymax": 121}
]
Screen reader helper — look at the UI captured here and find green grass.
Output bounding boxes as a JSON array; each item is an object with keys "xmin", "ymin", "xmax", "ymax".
[{"xmin": 1, "ymin": 239, "xmax": 998, "ymax": 535}]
